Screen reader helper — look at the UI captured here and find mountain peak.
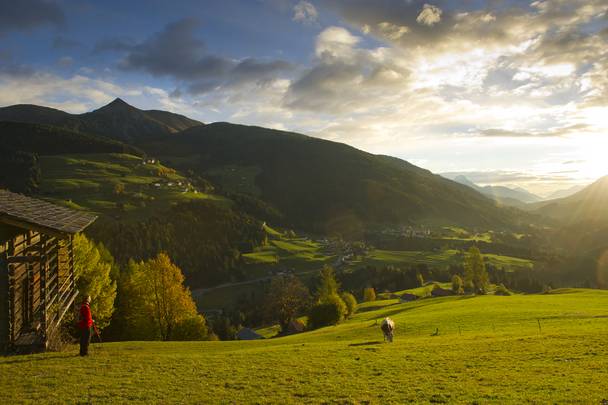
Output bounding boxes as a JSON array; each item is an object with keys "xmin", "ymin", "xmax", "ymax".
[{"xmin": 96, "ymin": 97, "xmax": 138, "ymax": 113}]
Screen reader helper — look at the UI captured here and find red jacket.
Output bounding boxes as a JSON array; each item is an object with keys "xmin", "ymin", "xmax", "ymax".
[{"xmin": 78, "ymin": 302, "xmax": 93, "ymax": 330}]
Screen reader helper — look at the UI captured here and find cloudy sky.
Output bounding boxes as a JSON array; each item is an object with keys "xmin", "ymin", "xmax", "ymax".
[{"xmin": 1, "ymin": 0, "xmax": 607, "ymax": 196}]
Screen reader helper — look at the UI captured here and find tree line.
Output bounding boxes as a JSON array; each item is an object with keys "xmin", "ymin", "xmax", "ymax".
[
  {"xmin": 88, "ymin": 200, "xmax": 266, "ymax": 288},
  {"xmin": 69, "ymin": 233, "xmax": 211, "ymax": 342}
]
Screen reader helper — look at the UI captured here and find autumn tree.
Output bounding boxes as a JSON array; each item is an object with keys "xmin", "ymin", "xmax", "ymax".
[
  {"xmin": 73, "ymin": 233, "xmax": 117, "ymax": 329},
  {"xmin": 264, "ymin": 275, "xmax": 311, "ymax": 333},
  {"xmin": 464, "ymin": 246, "xmax": 489, "ymax": 294},
  {"xmin": 112, "ymin": 253, "xmax": 207, "ymax": 341}
]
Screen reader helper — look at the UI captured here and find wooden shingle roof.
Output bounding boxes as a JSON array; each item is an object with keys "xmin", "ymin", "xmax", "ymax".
[{"xmin": 0, "ymin": 189, "xmax": 97, "ymax": 237}]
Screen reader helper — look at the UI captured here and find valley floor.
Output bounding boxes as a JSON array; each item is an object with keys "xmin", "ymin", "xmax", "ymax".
[{"xmin": 1, "ymin": 289, "xmax": 607, "ymax": 404}]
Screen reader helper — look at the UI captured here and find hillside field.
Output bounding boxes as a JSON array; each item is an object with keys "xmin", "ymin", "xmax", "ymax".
[
  {"xmin": 359, "ymin": 248, "xmax": 533, "ymax": 271},
  {"xmin": 1, "ymin": 289, "xmax": 607, "ymax": 403},
  {"xmin": 38, "ymin": 153, "xmax": 225, "ymax": 218},
  {"xmin": 195, "ymin": 225, "xmax": 534, "ymax": 311}
]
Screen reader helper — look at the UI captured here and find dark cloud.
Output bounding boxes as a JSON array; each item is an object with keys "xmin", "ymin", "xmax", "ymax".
[
  {"xmin": 0, "ymin": 63, "xmax": 35, "ymax": 77},
  {"xmin": 115, "ymin": 18, "xmax": 292, "ymax": 93},
  {"xmin": 480, "ymin": 128, "xmax": 536, "ymax": 137},
  {"xmin": 232, "ymin": 58, "xmax": 292, "ymax": 83},
  {"xmin": 93, "ymin": 37, "xmax": 136, "ymax": 54},
  {"xmin": 0, "ymin": 53, "xmax": 34, "ymax": 77},
  {"xmin": 284, "ymin": 26, "xmax": 411, "ymax": 113},
  {"xmin": 483, "ymin": 63, "xmax": 522, "ymax": 90},
  {"xmin": 285, "ymin": 62, "xmax": 362, "ymax": 111},
  {"xmin": 480, "ymin": 124, "xmax": 591, "ymax": 138},
  {"xmin": 53, "ymin": 36, "xmax": 83, "ymax": 50},
  {"xmin": 0, "ymin": 0, "xmax": 64, "ymax": 35}
]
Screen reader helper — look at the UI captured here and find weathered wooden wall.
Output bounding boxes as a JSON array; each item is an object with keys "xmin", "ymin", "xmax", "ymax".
[
  {"xmin": 1, "ymin": 223, "xmax": 77, "ymax": 353},
  {"xmin": 0, "ymin": 238, "xmax": 8, "ymax": 352}
]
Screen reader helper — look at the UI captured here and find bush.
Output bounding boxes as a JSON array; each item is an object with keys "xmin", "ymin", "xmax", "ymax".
[
  {"xmin": 495, "ymin": 283, "xmax": 511, "ymax": 296},
  {"xmin": 171, "ymin": 315, "xmax": 208, "ymax": 341},
  {"xmin": 308, "ymin": 295, "xmax": 347, "ymax": 329},
  {"xmin": 363, "ymin": 287, "xmax": 376, "ymax": 302},
  {"xmin": 340, "ymin": 292, "xmax": 357, "ymax": 318}
]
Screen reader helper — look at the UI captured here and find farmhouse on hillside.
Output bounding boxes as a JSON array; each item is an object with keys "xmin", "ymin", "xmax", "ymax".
[{"xmin": 0, "ymin": 190, "xmax": 97, "ymax": 353}]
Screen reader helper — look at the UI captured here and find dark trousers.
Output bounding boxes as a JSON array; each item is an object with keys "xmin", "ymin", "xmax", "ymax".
[{"xmin": 80, "ymin": 327, "xmax": 91, "ymax": 356}]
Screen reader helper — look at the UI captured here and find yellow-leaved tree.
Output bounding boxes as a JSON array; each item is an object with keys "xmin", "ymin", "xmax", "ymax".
[
  {"xmin": 115, "ymin": 253, "xmax": 207, "ymax": 341},
  {"xmin": 73, "ymin": 233, "xmax": 117, "ymax": 329}
]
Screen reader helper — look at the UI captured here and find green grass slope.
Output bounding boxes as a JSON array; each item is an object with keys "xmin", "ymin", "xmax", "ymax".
[
  {"xmin": 2, "ymin": 289, "xmax": 606, "ymax": 403},
  {"xmin": 39, "ymin": 153, "xmax": 222, "ymax": 218},
  {"xmin": 358, "ymin": 248, "xmax": 533, "ymax": 271}
]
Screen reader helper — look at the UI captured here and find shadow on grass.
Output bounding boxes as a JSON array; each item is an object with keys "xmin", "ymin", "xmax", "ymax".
[
  {"xmin": 0, "ymin": 353, "xmax": 72, "ymax": 365},
  {"xmin": 348, "ymin": 340, "xmax": 383, "ymax": 347},
  {"xmin": 357, "ymin": 303, "xmax": 399, "ymax": 313},
  {"xmin": 361, "ymin": 295, "xmax": 478, "ymax": 321}
]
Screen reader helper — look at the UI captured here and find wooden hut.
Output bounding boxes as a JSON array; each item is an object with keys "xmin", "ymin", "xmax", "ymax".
[{"xmin": 0, "ymin": 190, "xmax": 97, "ymax": 353}]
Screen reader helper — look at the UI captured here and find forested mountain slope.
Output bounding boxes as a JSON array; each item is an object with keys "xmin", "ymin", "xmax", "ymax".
[{"xmin": 145, "ymin": 122, "xmax": 520, "ymax": 234}]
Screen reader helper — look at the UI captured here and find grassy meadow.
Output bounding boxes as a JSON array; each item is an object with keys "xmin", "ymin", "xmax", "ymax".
[
  {"xmin": 359, "ymin": 249, "xmax": 533, "ymax": 271},
  {"xmin": 38, "ymin": 153, "xmax": 226, "ymax": 218},
  {"xmin": 2, "ymin": 289, "xmax": 607, "ymax": 404},
  {"xmin": 196, "ymin": 224, "xmax": 534, "ymax": 311}
]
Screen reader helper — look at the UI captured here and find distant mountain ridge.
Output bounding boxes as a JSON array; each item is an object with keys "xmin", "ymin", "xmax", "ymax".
[
  {"xmin": 0, "ymin": 98, "xmax": 202, "ymax": 142},
  {"xmin": 446, "ymin": 175, "xmax": 541, "ymax": 207}
]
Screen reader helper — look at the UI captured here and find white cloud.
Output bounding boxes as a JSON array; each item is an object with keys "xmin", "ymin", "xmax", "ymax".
[
  {"xmin": 293, "ymin": 1, "xmax": 318, "ymax": 24},
  {"xmin": 416, "ymin": 4, "xmax": 442, "ymax": 27},
  {"xmin": 377, "ymin": 22, "xmax": 410, "ymax": 40},
  {"xmin": 315, "ymin": 26, "xmax": 360, "ymax": 61}
]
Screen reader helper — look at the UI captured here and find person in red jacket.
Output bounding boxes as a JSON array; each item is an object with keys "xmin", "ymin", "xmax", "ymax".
[{"xmin": 78, "ymin": 296, "xmax": 93, "ymax": 356}]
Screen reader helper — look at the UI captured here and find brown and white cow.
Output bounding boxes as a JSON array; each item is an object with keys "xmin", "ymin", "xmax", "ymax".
[{"xmin": 380, "ymin": 317, "xmax": 395, "ymax": 342}]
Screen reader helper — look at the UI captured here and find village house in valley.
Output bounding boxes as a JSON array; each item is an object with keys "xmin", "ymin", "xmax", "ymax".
[{"xmin": 0, "ymin": 190, "xmax": 97, "ymax": 353}]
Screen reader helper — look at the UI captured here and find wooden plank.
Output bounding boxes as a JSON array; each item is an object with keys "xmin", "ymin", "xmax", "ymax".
[
  {"xmin": 0, "ymin": 216, "xmax": 69, "ymax": 240},
  {"xmin": 7, "ymin": 256, "xmax": 41, "ymax": 264},
  {"xmin": 0, "ymin": 251, "xmax": 8, "ymax": 352},
  {"xmin": 39, "ymin": 234, "xmax": 47, "ymax": 345},
  {"xmin": 6, "ymin": 238, "xmax": 15, "ymax": 346}
]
